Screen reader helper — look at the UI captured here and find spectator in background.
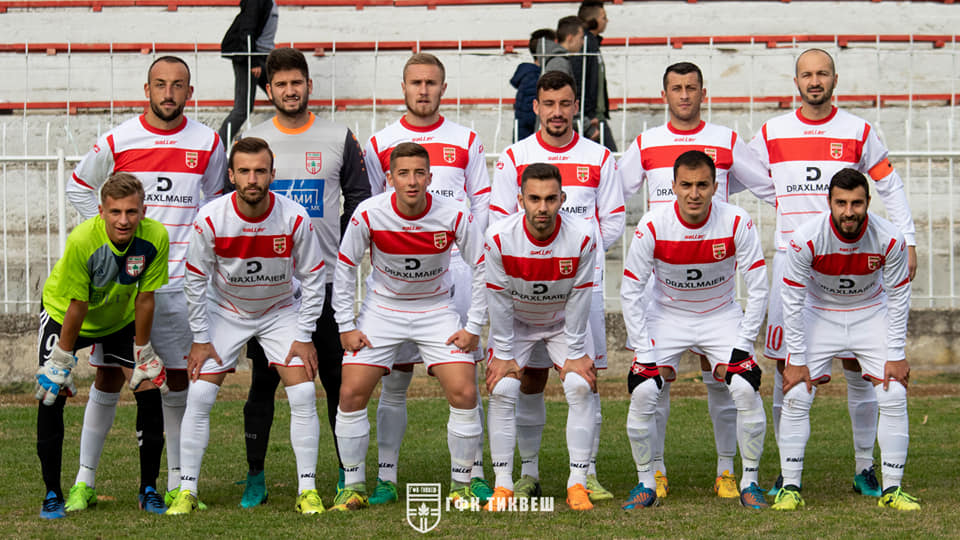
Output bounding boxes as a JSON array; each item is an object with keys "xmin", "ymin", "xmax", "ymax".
[
  {"xmin": 218, "ymin": 0, "xmax": 278, "ymax": 147},
  {"xmin": 571, "ymin": 1, "xmax": 616, "ymax": 151},
  {"xmin": 511, "ymin": 29, "xmax": 555, "ymax": 141},
  {"xmin": 554, "ymin": 16, "xmax": 586, "ymax": 73}
]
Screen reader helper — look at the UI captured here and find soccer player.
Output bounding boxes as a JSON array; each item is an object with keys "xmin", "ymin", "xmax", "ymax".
[
  {"xmin": 332, "ymin": 142, "xmax": 487, "ymax": 511},
  {"xmin": 237, "ymin": 47, "xmax": 370, "ymax": 506},
  {"xmin": 484, "ymin": 163, "xmax": 599, "ymax": 511},
  {"xmin": 771, "ymin": 168, "xmax": 918, "ymax": 511},
  {"xmin": 167, "ymin": 137, "xmax": 327, "ymax": 515},
  {"xmin": 36, "ymin": 173, "xmax": 170, "ymax": 519},
  {"xmin": 490, "ymin": 70, "xmax": 624, "ymax": 502},
  {"xmin": 748, "ymin": 48, "xmax": 917, "ymax": 496},
  {"xmin": 620, "ymin": 150, "xmax": 769, "ymax": 510},
  {"xmin": 64, "ymin": 56, "xmax": 227, "ymax": 513},
  {"xmin": 362, "ymin": 53, "xmax": 492, "ymax": 504},
  {"xmin": 618, "ymin": 61, "xmax": 775, "ymax": 500}
]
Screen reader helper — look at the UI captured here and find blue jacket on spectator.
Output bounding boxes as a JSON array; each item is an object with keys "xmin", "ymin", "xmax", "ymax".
[{"xmin": 510, "ymin": 62, "xmax": 541, "ymax": 142}]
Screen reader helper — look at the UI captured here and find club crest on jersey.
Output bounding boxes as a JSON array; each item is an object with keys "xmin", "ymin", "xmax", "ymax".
[
  {"xmin": 443, "ymin": 147, "xmax": 456, "ymax": 164},
  {"xmin": 867, "ymin": 255, "xmax": 881, "ymax": 270},
  {"xmin": 273, "ymin": 237, "xmax": 287, "ymax": 254},
  {"xmin": 434, "ymin": 232, "xmax": 448, "ymax": 249},
  {"xmin": 126, "ymin": 255, "xmax": 145, "ymax": 277},
  {"xmin": 406, "ymin": 483, "xmax": 441, "ymax": 533},
  {"xmin": 576, "ymin": 166, "xmax": 590, "ymax": 183},
  {"xmin": 305, "ymin": 152, "xmax": 322, "ymax": 174},
  {"xmin": 703, "ymin": 147, "xmax": 717, "ymax": 162},
  {"xmin": 559, "ymin": 259, "xmax": 574, "ymax": 275},
  {"xmin": 185, "ymin": 151, "xmax": 198, "ymax": 168},
  {"xmin": 830, "ymin": 142, "xmax": 844, "ymax": 159},
  {"xmin": 713, "ymin": 242, "xmax": 727, "ymax": 260}
]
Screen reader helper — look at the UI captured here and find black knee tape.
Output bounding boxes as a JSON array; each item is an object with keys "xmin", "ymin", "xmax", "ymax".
[{"xmin": 627, "ymin": 362, "xmax": 663, "ymax": 394}]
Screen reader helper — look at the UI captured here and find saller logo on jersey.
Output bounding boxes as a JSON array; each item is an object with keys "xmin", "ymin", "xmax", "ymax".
[
  {"xmin": 126, "ymin": 255, "xmax": 145, "ymax": 277},
  {"xmin": 443, "ymin": 147, "xmax": 456, "ymax": 163},
  {"xmin": 305, "ymin": 152, "xmax": 322, "ymax": 174},
  {"xmin": 559, "ymin": 259, "xmax": 574, "ymax": 275},
  {"xmin": 434, "ymin": 232, "xmax": 447, "ymax": 249},
  {"xmin": 830, "ymin": 142, "xmax": 844, "ymax": 159},
  {"xmin": 868, "ymin": 255, "xmax": 881, "ymax": 270},
  {"xmin": 713, "ymin": 242, "xmax": 726, "ymax": 260},
  {"xmin": 273, "ymin": 237, "xmax": 287, "ymax": 254},
  {"xmin": 703, "ymin": 147, "xmax": 717, "ymax": 162},
  {"xmin": 576, "ymin": 166, "xmax": 590, "ymax": 183},
  {"xmin": 185, "ymin": 151, "xmax": 198, "ymax": 168}
]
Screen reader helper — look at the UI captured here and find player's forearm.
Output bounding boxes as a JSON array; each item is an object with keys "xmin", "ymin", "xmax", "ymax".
[
  {"xmin": 874, "ymin": 174, "xmax": 917, "ymax": 245},
  {"xmin": 332, "ymin": 264, "xmax": 358, "ymax": 332},
  {"xmin": 58, "ymin": 299, "xmax": 89, "ymax": 351},
  {"xmin": 620, "ymin": 273, "xmax": 652, "ymax": 354},
  {"xmin": 133, "ymin": 292, "xmax": 155, "ymax": 346},
  {"xmin": 781, "ymin": 288, "xmax": 807, "ymax": 366},
  {"xmin": 183, "ymin": 273, "xmax": 211, "ymax": 343},
  {"xmin": 564, "ymin": 289, "xmax": 591, "ymax": 359}
]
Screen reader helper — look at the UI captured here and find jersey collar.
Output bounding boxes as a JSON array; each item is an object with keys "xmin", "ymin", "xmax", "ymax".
[
  {"xmin": 673, "ymin": 200, "xmax": 712, "ymax": 229},
  {"xmin": 271, "ymin": 112, "xmax": 315, "ymax": 135},
  {"xmin": 231, "ymin": 191, "xmax": 276, "ymax": 223},
  {"xmin": 829, "ymin": 212, "xmax": 869, "ymax": 244},
  {"xmin": 390, "ymin": 192, "xmax": 433, "ymax": 220},
  {"xmin": 796, "ymin": 106, "xmax": 838, "ymax": 125},
  {"xmin": 400, "ymin": 115, "xmax": 445, "ymax": 132},
  {"xmin": 666, "ymin": 120, "xmax": 706, "ymax": 135},
  {"xmin": 522, "ymin": 213, "xmax": 563, "ymax": 247},
  {"xmin": 139, "ymin": 114, "xmax": 187, "ymax": 136},
  {"xmin": 536, "ymin": 130, "xmax": 578, "ymax": 153}
]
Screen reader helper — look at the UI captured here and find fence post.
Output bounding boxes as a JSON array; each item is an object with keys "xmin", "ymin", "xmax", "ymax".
[{"xmin": 57, "ymin": 148, "xmax": 67, "ymax": 256}]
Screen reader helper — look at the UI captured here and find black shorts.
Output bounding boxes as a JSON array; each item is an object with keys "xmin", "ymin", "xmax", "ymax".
[{"xmin": 38, "ymin": 304, "xmax": 136, "ymax": 369}]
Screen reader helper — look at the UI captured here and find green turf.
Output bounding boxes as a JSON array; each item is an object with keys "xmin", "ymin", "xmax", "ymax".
[{"xmin": 2, "ymin": 381, "xmax": 957, "ymax": 538}]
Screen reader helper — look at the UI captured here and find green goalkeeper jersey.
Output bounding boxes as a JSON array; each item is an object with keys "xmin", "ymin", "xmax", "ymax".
[{"xmin": 42, "ymin": 215, "xmax": 169, "ymax": 338}]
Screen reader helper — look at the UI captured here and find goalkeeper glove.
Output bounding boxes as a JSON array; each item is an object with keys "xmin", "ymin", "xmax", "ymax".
[
  {"xmin": 35, "ymin": 345, "xmax": 77, "ymax": 406},
  {"xmin": 130, "ymin": 342, "xmax": 169, "ymax": 394}
]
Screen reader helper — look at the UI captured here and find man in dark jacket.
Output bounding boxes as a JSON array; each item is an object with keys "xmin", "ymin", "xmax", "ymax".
[
  {"xmin": 570, "ymin": 1, "xmax": 616, "ymax": 151},
  {"xmin": 218, "ymin": 0, "xmax": 277, "ymax": 148},
  {"xmin": 511, "ymin": 29, "xmax": 554, "ymax": 142}
]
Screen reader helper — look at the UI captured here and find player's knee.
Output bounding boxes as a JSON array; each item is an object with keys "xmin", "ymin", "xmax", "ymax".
[
  {"xmin": 94, "ymin": 367, "xmax": 126, "ymax": 392},
  {"xmin": 628, "ymin": 361, "xmax": 663, "ymax": 395},
  {"xmin": 380, "ymin": 369, "xmax": 413, "ymax": 405},
  {"xmin": 874, "ymin": 381, "xmax": 907, "ymax": 416},
  {"xmin": 447, "ymin": 383, "xmax": 477, "ymax": 410},
  {"xmin": 628, "ymin": 377, "xmax": 660, "ymax": 414},
  {"xmin": 726, "ymin": 375, "xmax": 760, "ymax": 409},
  {"xmin": 782, "ymin": 384, "xmax": 815, "ymax": 414},
  {"xmin": 562, "ymin": 372, "xmax": 591, "ymax": 404},
  {"xmin": 491, "ymin": 376, "xmax": 521, "ymax": 402}
]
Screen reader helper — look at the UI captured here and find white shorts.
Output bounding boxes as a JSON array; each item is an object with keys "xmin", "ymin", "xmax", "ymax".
[
  {"xmin": 199, "ymin": 303, "xmax": 308, "ymax": 375},
  {"xmin": 792, "ymin": 304, "xmax": 889, "ymax": 384},
  {"xmin": 343, "ymin": 300, "xmax": 475, "ymax": 375},
  {"xmin": 765, "ymin": 251, "xmax": 855, "ymax": 361},
  {"xmin": 647, "ymin": 302, "xmax": 744, "ymax": 382},
  {"xmin": 151, "ymin": 290, "xmax": 191, "ymax": 371},
  {"xmin": 506, "ymin": 320, "xmax": 595, "ymax": 371}
]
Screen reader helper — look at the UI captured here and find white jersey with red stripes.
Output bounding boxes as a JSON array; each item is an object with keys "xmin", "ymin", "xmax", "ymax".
[
  {"xmin": 67, "ymin": 114, "xmax": 227, "ymax": 291},
  {"xmin": 490, "ymin": 131, "xmax": 625, "ymax": 251},
  {"xmin": 781, "ymin": 211, "xmax": 910, "ymax": 366},
  {"xmin": 618, "ymin": 120, "xmax": 775, "ymax": 207},
  {"xmin": 364, "ymin": 115, "xmax": 490, "ymax": 233},
  {"xmin": 748, "ymin": 106, "xmax": 916, "ymax": 251},
  {"xmin": 484, "ymin": 211, "xmax": 596, "ymax": 360},
  {"xmin": 183, "ymin": 191, "xmax": 327, "ymax": 344},
  {"xmin": 621, "ymin": 201, "xmax": 768, "ymax": 360},
  {"xmin": 334, "ymin": 192, "xmax": 487, "ymax": 335}
]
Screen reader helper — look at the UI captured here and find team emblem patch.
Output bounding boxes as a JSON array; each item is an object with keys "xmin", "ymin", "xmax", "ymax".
[
  {"xmin": 576, "ymin": 166, "xmax": 590, "ymax": 183},
  {"xmin": 713, "ymin": 242, "xmax": 727, "ymax": 260},
  {"xmin": 443, "ymin": 147, "xmax": 456, "ymax": 164},
  {"xmin": 703, "ymin": 147, "xmax": 717, "ymax": 162},
  {"xmin": 559, "ymin": 259, "xmax": 574, "ymax": 275},
  {"xmin": 305, "ymin": 152, "xmax": 322, "ymax": 174},
  {"xmin": 406, "ymin": 483, "xmax": 441, "ymax": 533},
  {"xmin": 830, "ymin": 142, "xmax": 844, "ymax": 159},
  {"xmin": 867, "ymin": 255, "xmax": 881, "ymax": 270},
  {"xmin": 185, "ymin": 151, "xmax": 198, "ymax": 168},
  {"xmin": 434, "ymin": 232, "xmax": 448, "ymax": 249},
  {"xmin": 126, "ymin": 255, "xmax": 145, "ymax": 277},
  {"xmin": 273, "ymin": 237, "xmax": 287, "ymax": 254}
]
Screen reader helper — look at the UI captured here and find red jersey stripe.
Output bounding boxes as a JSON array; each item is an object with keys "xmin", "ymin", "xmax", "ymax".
[
  {"xmin": 654, "ymin": 237, "xmax": 735, "ymax": 265},
  {"xmin": 501, "ymin": 255, "xmax": 579, "ymax": 281},
  {"xmin": 641, "ymin": 144, "xmax": 734, "ymax": 171},
  {"xmin": 766, "ymin": 136, "xmax": 863, "ymax": 164},
  {"xmin": 112, "ymin": 146, "xmax": 215, "ymax": 175},
  {"xmin": 811, "ymin": 252, "xmax": 885, "ymax": 276},
  {"xmin": 214, "ymin": 234, "xmax": 294, "ymax": 259},
  {"xmin": 370, "ymin": 229, "xmax": 455, "ymax": 255}
]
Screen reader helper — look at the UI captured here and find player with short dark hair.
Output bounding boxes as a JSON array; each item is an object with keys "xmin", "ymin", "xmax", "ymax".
[{"xmin": 37, "ymin": 173, "xmax": 170, "ymax": 519}]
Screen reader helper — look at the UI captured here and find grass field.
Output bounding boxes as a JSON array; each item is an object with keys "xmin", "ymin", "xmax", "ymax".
[{"xmin": 2, "ymin": 371, "xmax": 959, "ymax": 539}]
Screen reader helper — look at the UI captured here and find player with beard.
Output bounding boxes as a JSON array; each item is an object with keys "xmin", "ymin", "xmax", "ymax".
[
  {"xmin": 238, "ymin": 47, "xmax": 370, "ymax": 507},
  {"xmin": 772, "ymin": 168, "xmax": 918, "ymax": 512},
  {"xmin": 362, "ymin": 53, "xmax": 493, "ymax": 505},
  {"xmin": 748, "ymin": 49, "xmax": 917, "ymax": 498},
  {"xmin": 490, "ymin": 70, "xmax": 624, "ymax": 507},
  {"xmin": 65, "ymin": 56, "xmax": 227, "ymax": 514},
  {"xmin": 618, "ymin": 62, "xmax": 775, "ymax": 500}
]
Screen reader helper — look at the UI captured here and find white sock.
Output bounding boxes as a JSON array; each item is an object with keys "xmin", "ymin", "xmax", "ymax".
[
  {"xmin": 335, "ymin": 407, "xmax": 370, "ymax": 488},
  {"xmin": 75, "ymin": 385, "xmax": 120, "ymax": 488},
  {"xmin": 845, "ymin": 368, "xmax": 878, "ymax": 474},
  {"xmin": 375, "ymin": 369, "xmax": 411, "ymax": 483},
  {"xmin": 162, "ymin": 389, "xmax": 187, "ymax": 492},
  {"xmin": 875, "ymin": 381, "xmax": 909, "ymax": 490},
  {"xmin": 179, "ymin": 380, "xmax": 220, "ymax": 494},
  {"xmin": 772, "ymin": 368, "xmax": 784, "ymax": 447},
  {"xmin": 627, "ymin": 378, "xmax": 660, "ymax": 488},
  {"xmin": 447, "ymin": 405, "xmax": 482, "ymax": 485},
  {"xmin": 704, "ymin": 371, "xmax": 737, "ymax": 476},
  {"xmin": 286, "ymin": 382, "xmax": 319, "ymax": 494},
  {"xmin": 727, "ymin": 376, "xmax": 766, "ymax": 489},
  {"xmin": 516, "ymin": 391, "xmax": 545, "ymax": 479},
  {"xmin": 779, "ymin": 384, "xmax": 815, "ymax": 488},
  {"xmin": 563, "ymin": 372, "xmax": 595, "ymax": 488},
  {"xmin": 588, "ymin": 391, "xmax": 601, "ymax": 476},
  {"xmin": 473, "ymin": 381, "xmax": 486, "ymax": 480},
  {"xmin": 652, "ymin": 381, "xmax": 670, "ymax": 476},
  {"xmin": 488, "ymin": 377, "xmax": 521, "ymax": 490}
]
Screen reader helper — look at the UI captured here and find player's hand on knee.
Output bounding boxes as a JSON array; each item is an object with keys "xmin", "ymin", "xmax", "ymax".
[
  {"xmin": 485, "ymin": 356, "xmax": 520, "ymax": 393},
  {"xmin": 287, "ymin": 340, "xmax": 318, "ymax": 380},
  {"xmin": 446, "ymin": 329, "xmax": 479, "ymax": 352},
  {"xmin": 783, "ymin": 363, "xmax": 812, "ymax": 393},
  {"xmin": 130, "ymin": 342, "xmax": 169, "ymax": 394},
  {"xmin": 35, "ymin": 345, "xmax": 77, "ymax": 405},
  {"xmin": 724, "ymin": 348, "xmax": 762, "ymax": 392},
  {"xmin": 561, "ymin": 355, "xmax": 597, "ymax": 392},
  {"xmin": 187, "ymin": 342, "xmax": 221, "ymax": 383},
  {"xmin": 340, "ymin": 330, "xmax": 372, "ymax": 353},
  {"xmin": 883, "ymin": 359, "xmax": 910, "ymax": 390}
]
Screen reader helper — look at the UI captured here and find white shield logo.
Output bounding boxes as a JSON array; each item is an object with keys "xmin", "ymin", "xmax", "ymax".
[
  {"xmin": 273, "ymin": 237, "xmax": 287, "ymax": 254},
  {"xmin": 703, "ymin": 147, "xmax": 717, "ymax": 162},
  {"xmin": 830, "ymin": 142, "xmax": 843, "ymax": 159},
  {"xmin": 434, "ymin": 232, "xmax": 448, "ymax": 250},
  {"xmin": 185, "ymin": 151, "xmax": 198, "ymax": 168},
  {"xmin": 406, "ymin": 483, "xmax": 442, "ymax": 534},
  {"xmin": 126, "ymin": 255, "xmax": 145, "ymax": 277},
  {"xmin": 867, "ymin": 255, "xmax": 881, "ymax": 270}
]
